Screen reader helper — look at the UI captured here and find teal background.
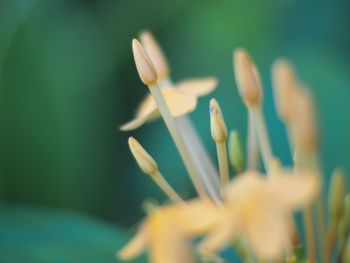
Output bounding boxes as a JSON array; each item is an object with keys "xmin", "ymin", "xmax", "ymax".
[{"xmin": 0, "ymin": 0, "xmax": 349, "ymax": 262}]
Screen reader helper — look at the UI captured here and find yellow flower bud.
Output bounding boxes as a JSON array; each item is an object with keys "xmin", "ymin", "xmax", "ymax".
[
  {"xmin": 210, "ymin": 99, "xmax": 228, "ymax": 143},
  {"xmin": 233, "ymin": 48, "xmax": 262, "ymax": 106},
  {"xmin": 132, "ymin": 39, "xmax": 158, "ymax": 85},
  {"xmin": 140, "ymin": 31, "xmax": 170, "ymax": 81},
  {"xmin": 128, "ymin": 137, "xmax": 158, "ymax": 175},
  {"xmin": 328, "ymin": 168, "xmax": 346, "ymax": 220}
]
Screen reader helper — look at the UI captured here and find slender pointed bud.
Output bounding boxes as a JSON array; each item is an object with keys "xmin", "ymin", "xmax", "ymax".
[
  {"xmin": 128, "ymin": 137, "xmax": 158, "ymax": 176},
  {"xmin": 291, "ymin": 87, "xmax": 318, "ymax": 154},
  {"xmin": 338, "ymin": 194, "xmax": 350, "ymax": 247},
  {"xmin": 328, "ymin": 169, "xmax": 346, "ymax": 220},
  {"xmin": 271, "ymin": 59, "xmax": 297, "ymax": 122},
  {"xmin": 210, "ymin": 99, "xmax": 228, "ymax": 143},
  {"xmin": 228, "ymin": 130, "xmax": 244, "ymax": 173},
  {"xmin": 345, "ymin": 237, "xmax": 350, "ymax": 263},
  {"xmin": 140, "ymin": 31, "xmax": 169, "ymax": 81},
  {"xmin": 132, "ymin": 39, "xmax": 158, "ymax": 85},
  {"xmin": 233, "ymin": 48, "xmax": 262, "ymax": 106}
]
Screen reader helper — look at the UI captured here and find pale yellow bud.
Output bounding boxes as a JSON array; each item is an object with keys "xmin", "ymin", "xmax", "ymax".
[
  {"xmin": 328, "ymin": 168, "xmax": 346, "ymax": 219},
  {"xmin": 140, "ymin": 31, "xmax": 169, "ymax": 81},
  {"xmin": 210, "ymin": 99, "xmax": 228, "ymax": 143},
  {"xmin": 271, "ymin": 59, "xmax": 297, "ymax": 122},
  {"xmin": 233, "ymin": 48, "xmax": 262, "ymax": 106},
  {"xmin": 128, "ymin": 137, "xmax": 158, "ymax": 175},
  {"xmin": 338, "ymin": 194, "xmax": 350, "ymax": 249},
  {"xmin": 291, "ymin": 87, "xmax": 318, "ymax": 154},
  {"xmin": 132, "ymin": 39, "xmax": 158, "ymax": 85}
]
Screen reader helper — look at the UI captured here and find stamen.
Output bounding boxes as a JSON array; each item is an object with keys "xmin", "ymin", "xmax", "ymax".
[
  {"xmin": 131, "ymin": 40, "xmax": 208, "ymax": 199},
  {"xmin": 152, "ymin": 170, "xmax": 185, "ymax": 204},
  {"xmin": 158, "ymin": 75, "xmax": 220, "ymax": 201},
  {"xmin": 249, "ymin": 106, "xmax": 273, "ymax": 173},
  {"xmin": 140, "ymin": 31, "xmax": 170, "ymax": 81},
  {"xmin": 247, "ymin": 111, "xmax": 259, "ymax": 170},
  {"xmin": 233, "ymin": 49, "xmax": 273, "ymax": 172},
  {"xmin": 174, "ymin": 115, "xmax": 221, "ymax": 202},
  {"xmin": 325, "ymin": 169, "xmax": 346, "ymax": 263},
  {"xmin": 290, "ymin": 86, "xmax": 327, "ymax": 261},
  {"xmin": 148, "ymin": 84, "xmax": 208, "ymax": 199},
  {"xmin": 210, "ymin": 99, "xmax": 230, "ymax": 192},
  {"xmin": 337, "ymin": 194, "xmax": 350, "ymax": 262},
  {"xmin": 291, "ymin": 89, "xmax": 320, "ymax": 262},
  {"xmin": 128, "ymin": 137, "xmax": 183, "ymax": 203},
  {"xmin": 302, "ymin": 206, "xmax": 317, "ymax": 262}
]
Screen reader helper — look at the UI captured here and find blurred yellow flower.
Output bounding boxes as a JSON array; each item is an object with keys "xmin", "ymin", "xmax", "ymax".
[
  {"xmin": 199, "ymin": 170, "xmax": 320, "ymax": 261},
  {"xmin": 117, "ymin": 199, "xmax": 218, "ymax": 263},
  {"xmin": 120, "ymin": 77, "xmax": 217, "ymax": 131}
]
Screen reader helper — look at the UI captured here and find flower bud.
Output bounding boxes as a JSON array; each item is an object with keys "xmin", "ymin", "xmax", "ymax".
[
  {"xmin": 140, "ymin": 31, "xmax": 169, "ymax": 81},
  {"xmin": 128, "ymin": 137, "xmax": 158, "ymax": 175},
  {"xmin": 271, "ymin": 59, "xmax": 297, "ymax": 122},
  {"xmin": 233, "ymin": 49, "xmax": 262, "ymax": 106},
  {"xmin": 328, "ymin": 168, "xmax": 346, "ymax": 220},
  {"xmin": 210, "ymin": 99, "xmax": 228, "ymax": 143},
  {"xmin": 132, "ymin": 39, "xmax": 158, "ymax": 85}
]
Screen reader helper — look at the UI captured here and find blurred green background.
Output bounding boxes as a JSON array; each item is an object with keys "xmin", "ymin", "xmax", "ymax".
[{"xmin": 0, "ymin": 0, "xmax": 349, "ymax": 262}]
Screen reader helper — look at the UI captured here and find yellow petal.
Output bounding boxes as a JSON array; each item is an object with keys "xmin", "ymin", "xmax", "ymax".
[
  {"xmin": 150, "ymin": 218, "xmax": 196, "ymax": 263},
  {"xmin": 175, "ymin": 199, "xmax": 219, "ymax": 236},
  {"xmin": 224, "ymin": 172, "xmax": 264, "ymax": 202},
  {"xmin": 243, "ymin": 207, "xmax": 286, "ymax": 261},
  {"xmin": 137, "ymin": 88, "xmax": 197, "ymax": 117},
  {"xmin": 268, "ymin": 170, "xmax": 320, "ymax": 210},
  {"xmin": 121, "ymin": 87, "xmax": 196, "ymax": 131},
  {"xmin": 117, "ymin": 226, "xmax": 148, "ymax": 260},
  {"xmin": 176, "ymin": 77, "xmax": 218, "ymax": 97},
  {"xmin": 135, "ymin": 94, "xmax": 157, "ymax": 117},
  {"xmin": 199, "ymin": 211, "xmax": 236, "ymax": 255},
  {"xmin": 120, "ymin": 94, "xmax": 158, "ymax": 131},
  {"xmin": 162, "ymin": 88, "xmax": 197, "ymax": 116},
  {"xmin": 120, "ymin": 115, "xmax": 152, "ymax": 131}
]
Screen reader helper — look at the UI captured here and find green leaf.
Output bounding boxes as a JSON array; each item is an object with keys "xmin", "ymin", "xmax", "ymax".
[{"xmin": 0, "ymin": 203, "xmax": 146, "ymax": 263}]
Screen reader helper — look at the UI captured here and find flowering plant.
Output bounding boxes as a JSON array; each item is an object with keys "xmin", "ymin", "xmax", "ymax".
[{"xmin": 117, "ymin": 32, "xmax": 349, "ymax": 263}]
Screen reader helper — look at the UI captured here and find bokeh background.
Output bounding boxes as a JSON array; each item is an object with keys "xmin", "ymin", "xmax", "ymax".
[{"xmin": 0, "ymin": 0, "xmax": 349, "ymax": 262}]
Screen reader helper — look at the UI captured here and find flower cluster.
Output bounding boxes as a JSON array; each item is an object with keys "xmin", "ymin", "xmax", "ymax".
[{"xmin": 117, "ymin": 32, "xmax": 350, "ymax": 263}]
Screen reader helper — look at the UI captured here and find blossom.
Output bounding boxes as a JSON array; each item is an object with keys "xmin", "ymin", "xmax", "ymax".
[
  {"xmin": 199, "ymin": 170, "xmax": 320, "ymax": 261},
  {"xmin": 120, "ymin": 31, "xmax": 217, "ymax": 131},
  {"xmin": 117, "ymin": 200, "xmax": 218, "ymax": 263}
]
